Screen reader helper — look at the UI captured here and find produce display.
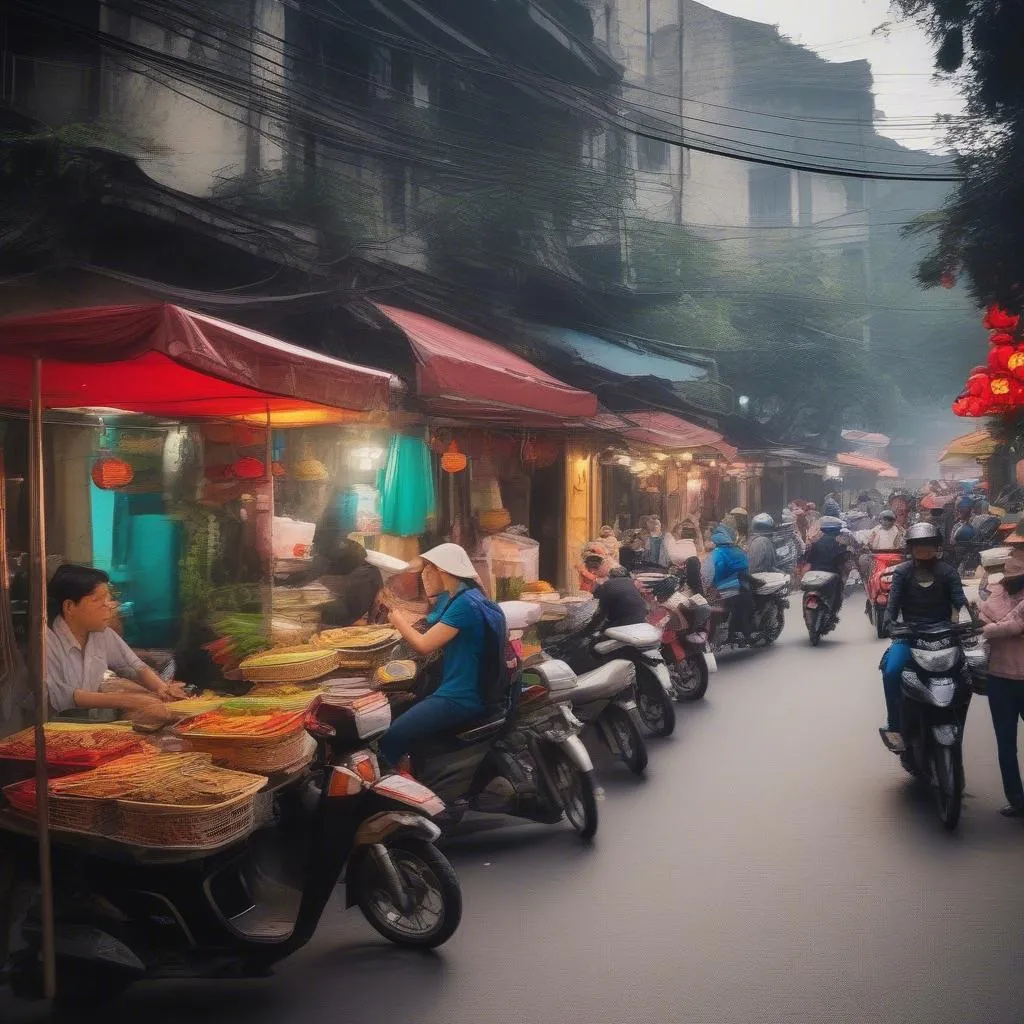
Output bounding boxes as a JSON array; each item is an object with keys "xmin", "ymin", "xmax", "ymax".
[
  {"xmin": 522, "ymin": 580, "xmax": 555, "ymax": 595},
  {"xmin": 174, "ymin": 709, "xmax": 306, "ymax": 740},
  {"xmin": 0, "ymin": 723, "xmax": 149, "ymax": 768},
  {"xmin": 238, "ymin": 646, "xmax": 338, "ymax": 683},
  {"xmin": 312, "ymin": 626, "xmax": 399, "ymax": 650}
]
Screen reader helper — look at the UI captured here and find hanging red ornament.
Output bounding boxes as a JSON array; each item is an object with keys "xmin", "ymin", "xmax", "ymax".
[
  {"xmin": 939, "ymin": 271, "xmax": 956, "ymax": 289},
  {"xmin": 990, "ymin": 374, "xmax": 1014, "ymax": 405},
  {"xmin": 521, "ymin": 439, "xmax": 538, "ymax": 465},
  {"xmin": 91, "ymin": 456, "xmax": 134, "ymax": 490},
  {"xmin": 966, "ymin": 370, "xmax": 991, "ymax": 397},
  {"xmin": 951, "ymin": 396, "xmax": 969, "ymax": 417},
  {"xmin": 232, "ymin": 456, "xmax": 265, "ymax": 480},
  {"xmin": 440, "ymin": 441, "xmax": 467, "ymax": 475},
  {"xmin": 989, "ymin": 345, "xmax": 1015, "ymax": 372},
  {"xmin": 272, "ymin": 461, "xmax": 286, "ymax": 477},
  {"xmin": 990, "ymin": 331, "xmax": 1015, "ymax": 347},
  {"xmin": 1008, "ymin": 351, "xmax": 1024, "ymax": 382},
  {"xmin": 428, "ymin": 433, "xmax": 446, "ymax": 455},
  {"xmin": 984, "ymin": 305, "xmax": 1020, "ymax": 331}
]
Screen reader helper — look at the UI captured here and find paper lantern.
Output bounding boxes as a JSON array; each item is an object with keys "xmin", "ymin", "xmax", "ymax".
[
  {"xmin": 521, "ymin": 440, "xmax": 538, "ymax": 465},
  {"xmin": 990, "ymin": 375, "xmax": 1013, "ymax": 405},
  {"xmin": 204, "ymin": 464, "xmax": 236, "ymax": 482},
  {"xmin": 940, "ymin": 271, "xmax": 956, "ymax": 289},
  {"xmin": 966, "ymin": 370, "xmax": 991, "ymax": 397},
  {"xmin": 984, "ymin": 305, "xmax": 1020, "ymax": 331},
  {"xmin": 951, "ymin": 396, "xmax": 969, "ymax": 417},
  {"xmin": 1008, "ymin": 351, "xmax": 1024, "ymax": 381},
  {"xmin": 293, "ymin": 456, "xmax": 329, "ymax": 482},
  {"xmin": 440, "ymin": 441, "xmax": 467, "ymax": 475},
  {"xmin": 91, "ymin": 456, "xmax": 134, "ymax": 490},
  {"xmin": 989, "ymin": 345, "xmax": 1015, "ymax": 372},
  {"xmin": 990, "ymin": 331, "xmax": 1015, "ymax": 347},
  {"xmin": 232, "ymin": 456, "xmax": 265, "ymax": 480}
]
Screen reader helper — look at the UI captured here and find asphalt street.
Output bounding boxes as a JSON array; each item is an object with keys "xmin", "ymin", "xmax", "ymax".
[{"xmin": 6, "ymin": 603, "xmax": 1024, "ymax": 1023}]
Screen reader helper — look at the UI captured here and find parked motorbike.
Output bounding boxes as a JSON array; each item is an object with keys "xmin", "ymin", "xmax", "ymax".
[
  {"xmin": 539, "ymin": 599, "xmax": 676, "ymax": 738},
  {"xmin": 708, "ymin": 572, "xmax": 790, "ymax": 653},
  {"xmin": 800, "ymin": 570, "xmax": 840, "ymax": 645},
  {"xmin": 1, "ymin": 697, "xmax": 461, "ymax": 1004},
  {"xmin": 863, "ymin": 550, "xmax": 904, "ymax": 639},
  {"xmin": 883, "ymin": 622, "xmax": 982, "ymax": 830},
  {"xmin": 636, "ymin": 571, "xmax": 717, "ymax": 702}
]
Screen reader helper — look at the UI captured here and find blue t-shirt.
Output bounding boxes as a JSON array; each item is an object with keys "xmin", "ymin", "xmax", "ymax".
[{"xmin": 426, "ymin": 585, "xmax": 487, "ymax": 712}]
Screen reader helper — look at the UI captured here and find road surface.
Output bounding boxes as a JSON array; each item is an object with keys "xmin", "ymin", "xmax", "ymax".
[{"xmin": 6, "ymin": 606, "xmax": 1024, "ymax": 1023}]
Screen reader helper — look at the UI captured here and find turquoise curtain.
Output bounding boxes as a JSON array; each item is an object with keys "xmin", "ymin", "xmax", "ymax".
[{"xmin": 379, "ymin": 434, "xmax": 436, "ymax": 537}]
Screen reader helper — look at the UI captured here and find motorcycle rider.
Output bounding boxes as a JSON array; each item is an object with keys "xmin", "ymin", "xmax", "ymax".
[
  {"xmin": 584, "ymin": 553, "xmax": 650, "ymax": 628},
  {"xmin": 801, "ymin": 516, "xmax": 852, "ymax": 616},
  {"xmin": 879, "ymin": 522, "xmax": 967, "ymax": 752},
  {"xmin": 858, "ymin": 509, "xmax": 904, "ymax": 583},
  {"xmin": 747, "ymin": 513, "xmax": 779, "ymax": 573},
  {"xmin": 703, "ymin": 523, "xmax": 755, "ymax": 640}
]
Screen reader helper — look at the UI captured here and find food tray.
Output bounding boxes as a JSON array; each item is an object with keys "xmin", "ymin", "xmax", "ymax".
[
  {"xmin": 3, "ymin": 780, "xmax": 115, "ymax": 835},
  {"xmin": 114, "ymin": 792, "xmax": 257, "ymax": 848},
  {"xmin": 240, "ymin": 648, "xmax": 339, "ymax": 684},
  {"xmin": 0, "ymin": 723, "xmax": 147, "ymax": 768},
  {"xmin": 312, "ymin": 626, "xmax": 400, "ymax": 651},
  {"xmin": 183, "ymin": 731, "xmax": 313, "ymax": 774},
  {"xmin": 174, "ymin": 709, "xmax": 306, "ymax": 743}
]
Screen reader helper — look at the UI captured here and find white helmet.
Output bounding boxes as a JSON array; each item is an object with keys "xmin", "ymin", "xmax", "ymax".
[
  {"xmin": 420, "ymin": 543, "xmax": 479, "ymax": 580},
  {"xmin": 752, "ymin": 513, "xmax": 774, "ymax": 532}
]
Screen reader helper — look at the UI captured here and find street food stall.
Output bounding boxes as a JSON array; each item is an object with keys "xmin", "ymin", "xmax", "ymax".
[{"xmin": 0, "ymin": 303, "xmax": 403, "ymax": 996}]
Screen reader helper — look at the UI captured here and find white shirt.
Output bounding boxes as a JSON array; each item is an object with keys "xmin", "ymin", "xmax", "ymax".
[
  {"xmin": 868, "ymin": 525, "xmax": 904, "ymax": 551},
  {"xmin": 46, "ymin": 616, "xmax": 145, "ymax": 714}
]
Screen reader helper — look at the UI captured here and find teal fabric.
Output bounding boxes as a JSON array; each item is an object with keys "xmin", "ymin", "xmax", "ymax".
[
  {"xmin": 425, "ymin": 585, "xmax": 486, "ymax": 712},
  {"xmin": 379, "ymin": 434, "xmax": 436, "ymax": 537}
]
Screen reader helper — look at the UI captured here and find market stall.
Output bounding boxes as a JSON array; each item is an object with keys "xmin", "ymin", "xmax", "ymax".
[{"xmin": 0, "ymin": 302, "xmax": 401, "ymax": 996}]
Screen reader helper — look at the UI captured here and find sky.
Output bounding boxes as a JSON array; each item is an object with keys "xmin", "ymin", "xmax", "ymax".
[{"xmin": 703, "ymin": 0, "xmax": 964, "ymax": 152}]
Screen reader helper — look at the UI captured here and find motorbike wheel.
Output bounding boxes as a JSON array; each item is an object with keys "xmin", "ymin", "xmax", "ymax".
[
  {"xmin": 356, "ymin": 838, "xmax": 463, "ymax": 948},
  {"xmin": 804, "ymin": 609, "xmax": 821, "ymax": 646},
  {"xmin": 931, "ymin": 744, "xmax": 964, "ymax": 832},
  {"xmin": 874, "ymin": 607, "xmax": 887, "ymax": 640},
  {"xmin": 760, "ymin": 604, "xmax": 785, "ymax": 645},
  {"xmin": 604, "ymin": 703, "xmax": 648, "ymax": 775},
  {"xmin": 669, "ymin": 654, "xmax": 708, "ymax": 702},
  {"xmin": 635, "ymin": 669, "xmax": 676, "ymax": 738},
  {"xmin": 549, "ymin": 748, "xmax": 599, "ymax": 839}
]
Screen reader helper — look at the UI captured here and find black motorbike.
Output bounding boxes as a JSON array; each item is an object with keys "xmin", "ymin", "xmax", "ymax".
[
  {"xmin": 800, "ymin": 570, "xmax": 841, "ymax": 646},
  {"xmin": 1, "ymin": 697, "xmax": 461, "ymax": 1004},
  {"xmin": 884, "ymin": 622, "xmax": 981, "ymax": 831}
]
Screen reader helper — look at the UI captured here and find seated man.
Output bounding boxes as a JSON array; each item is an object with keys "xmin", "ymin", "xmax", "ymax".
[
  {"xmin": 316, "ymin": 539, "xmax": 384, "ymax": 628},
  {"xmin": 702, "ymin": 524, "xmax": 755, "ymax": 639},
  {"xmin": 585, "ymin": 554, "xmax": 649, "ymax": 628},
  {"xmin": 802, "ymin": 516, "xmax": 852, "ymax": 614},
  {"xmin": 47, "ymin": 564, "xmax": 187, "ymax": 716}
]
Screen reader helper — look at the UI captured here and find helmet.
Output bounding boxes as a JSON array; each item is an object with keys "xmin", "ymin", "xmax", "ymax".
[
  {"xmin": 752, "ymin": 513, "xmax": 774, "ymax": 532},
  {"xmin": 879, "ymin": 509, "xmax": 896, "ymax": 522},
  {"xmin": 729, "ymin": 507, "xmax": 748, "ymax": 517},
  {"xmin": 906, "ymin": 522, "xmax": 941, "ymax": 545},
  {"xmin": 819, "ymin": 516, "xmax": 844, "ymax": 534}
]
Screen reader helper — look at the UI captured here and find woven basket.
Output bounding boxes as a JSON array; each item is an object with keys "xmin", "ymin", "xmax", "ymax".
[
  {"xmin": 183, "ymin": 731, "xmax": 312, "ymax": 774},
  {"xmin": 3, "ymin": 782, "xmax": 114, "ymax": 837},
  {"xmin": 112, "ymin": 792, "xmax": 257, "ymax": 848},
  {"xmin": 334, "ymin": 641, "xmax": 401, "ymax": 672},
  {"xmin": 240, "ymin": 649, "xmax": 339, "ymax": 684}
]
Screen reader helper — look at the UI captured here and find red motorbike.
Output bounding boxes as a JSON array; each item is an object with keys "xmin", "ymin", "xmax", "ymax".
[{"xmin": 864, "ymin": 550, "xmax": 904, "ymax": 639}]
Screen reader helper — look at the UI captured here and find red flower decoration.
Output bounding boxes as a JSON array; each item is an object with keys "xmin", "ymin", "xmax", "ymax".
[
  {"xmin": 990, "ymin": 332, "xmax": 1016, "ymax": 347},
  {"xmin": 984, "ymin": 305, "xmax": 1020, "ymax": 331},
  {"xmin": 989, "ymin": 345, "xmax": 1015, "ymax": 372}
]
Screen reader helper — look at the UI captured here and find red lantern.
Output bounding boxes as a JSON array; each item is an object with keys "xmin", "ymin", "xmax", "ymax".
[
  {"xmin": 990, "ymin": 332, "xmax": 1015, "ymax": 347},
  {"xmin": 428, "ymin": 433, "xmax": 446, "ymax": 455},
  {"xmin": 966, "ymin": 370, "xmax": 991, "ymax": 397},
  {"xmin": 939, "ymin": 271, "xmax": 956, "ymax": 289},
  {"xmin": 984, "ymin": 305, "xmax": 1020, "ymax": 331},
  {"xmin": 440, "ymin": 442, "xmax": 467, "ymax": 475},
  {"xmin": 1007, "ymin": 351, "xmax": 1024, "ymax": 382},
  {"xmin": 951, "ymin": 395, "xmax": 969, "ymax": 417},
  {"xmin": 232, "ymin": 457, "xmax": 265, "ymax": 480},
  {"xmin": 272, "ymin": 461, "xmax": 286, "ymax": 477},
  {"xmin": 91, "ymin": 456, "xmax": 134, "ymax": 490},
  {"xmin": 989, "ymin": 345, "xmax": 1015, "ymax": 372},
  {"xmin": 521, "ymin": 439, "xmax": 537, "ymax": 466},
  {"xmin": 990, "ymin": 374, "xmax": 1014, "ymax": 407},
  {"xmin": 204, "ymin": 464, "xmax": 236, "ymax": 482}
]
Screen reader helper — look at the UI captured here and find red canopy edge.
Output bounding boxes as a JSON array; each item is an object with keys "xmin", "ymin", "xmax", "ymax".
[
  {"xmin": 592, "ymin": 410, "xmax": 735, "ymax": 459},
  {"xmin": 0, "ymin": 304, "xmax": 397, "ymax": 415},
  {"xmin": 837, "ymin": 452, "xmax": 899, "ymax": 477},
  {"xmin": 374, "ymin": 304, "xmax": 597, "ymax": 421}
]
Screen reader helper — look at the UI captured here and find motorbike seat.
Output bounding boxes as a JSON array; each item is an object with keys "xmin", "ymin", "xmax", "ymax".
[
  {"xmin": 571, "ymin": 660, "xmax": 636, "ymax": 703},
  {"xmin": 452, "ymin": 713, "xmax": 509, "ymax": 744}
]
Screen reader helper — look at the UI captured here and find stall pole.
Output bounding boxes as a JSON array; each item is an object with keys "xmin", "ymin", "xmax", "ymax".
[
  {"xmin": 28, "ymin": 358, "xmax": 56, "ymax": 1000},
  {"xmin": 262, "ymin": 406, "xmax": 274, "ymax": 644}
]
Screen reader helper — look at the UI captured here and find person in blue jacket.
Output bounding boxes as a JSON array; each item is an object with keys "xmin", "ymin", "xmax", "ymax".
[{"xmin": 702, "ymin": 524, "xmax": 755, "ymax": 639}]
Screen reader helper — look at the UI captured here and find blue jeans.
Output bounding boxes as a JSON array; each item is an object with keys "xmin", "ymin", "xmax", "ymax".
[
  {"xmin": 379, "ymin": 695, "xmax": 479, "ymax": 766},
  {"xmin": 881, "ymin": 640, "xmax": 912, "ymax": 732},
  {"xmin": 986, "ymin": 675, "xmax": 1024, "ymax": 807}
]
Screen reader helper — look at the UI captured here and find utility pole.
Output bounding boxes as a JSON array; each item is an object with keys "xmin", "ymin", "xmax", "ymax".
[{"xmin": 677, "ymin": 0, "xmax": 684, "ymax": 226}]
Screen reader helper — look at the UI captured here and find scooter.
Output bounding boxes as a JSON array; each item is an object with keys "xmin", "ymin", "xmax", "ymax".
[
  {"xmin": 864, "ymin": 550, "xmax": 904, "ymax": 639},
  {"xmin": 540, "ymin": 602, "xmax": 676, "ymax": 738},
  {"xmin": 637, "ymin": 572, "xmax": 717, "ymax": 702},
  {"xmin": 801, "ymin": 570, "xmax": 840, "ymax": 645},
  {"xmin": 708, "ymin": 572, "xmax": 790, "ymax": 652},
  {"xmin": 882, "ymin": 622, "xmax": 982, "ymax": 831},
  {"xmin": 1, "ymin": 697, "xmax": 461, "ymax": 1004}
]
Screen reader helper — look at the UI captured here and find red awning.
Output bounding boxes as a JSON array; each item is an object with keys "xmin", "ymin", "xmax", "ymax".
[
  {"xmin": 0, "ymin": 304, "xmax": 396, "ymax": 418},
  {"xmin": 594, "ymin": 410, "xmax": 735, "ymax": 459},
  {"xmin": 375, "ymin": 304, "xmax": 597, "ymax": 422},
  {"xmin": 837, "ymin": 452, "xmax": 899, "ymax": 478}
]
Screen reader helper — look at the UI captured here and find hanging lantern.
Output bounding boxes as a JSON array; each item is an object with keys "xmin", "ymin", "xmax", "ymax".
[
  {"xmin": 272, "ymin": 461, "xmax": 286, "ymax": 477},
  {"xmin": 232, "ymin": 456, "xmax": 265, "ymax": 480},
  {"xmin": 292, "ymin": 442, "xmax": 329, "ymax": 482},
  {"xmin": 429, "ymin": 433, "xmax": 446, "ymax": 455},
  {"xmin": 984, "ymin": 305, "xmax": 1020, "ymax": 331},
  {"xmin": 951, "ymin": 395, "xmax": 969, "ymax": 417},
  {"xmin": 990, "ymin": 374, "xmax": 1014, "ymax": 407},
  {"xmin": 533, "ymin": 439, "xmax": 559, "ymax": 469},
  {"xmin": 939, "ymin": 271, "xmax": 956, "ymax": 289},
  {"xmin": 91, "ymin": 456, "xmax": 134, "ymax": 490},
  {"xmin": 1008, "ymin": 351, "xmax": 1024, "ymax": 382},
  {"xmin": 521, "ymin": 439, "xmax": 538, "ymax": 466},
  {"xmin": 989, "ymin": 344, "xmax": 1015, "ymax": 373},
  {"xmin": 440, "ymin": 441, "xmax": 467, "ymax": 475},
  {"xmin": 990, "ymin": 331, "xmax": 1015, "ymax": 347},
  {"xmin": 966, "ymin": 370, "xmax": 992, "ymax": 398}
]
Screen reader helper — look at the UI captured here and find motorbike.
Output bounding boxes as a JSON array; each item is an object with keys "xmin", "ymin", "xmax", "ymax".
[
  {"xmin": 883, "ymin": 622, "xmax": 983, "ymax": 831},
  {"xmin": 863, "ymin": 550, "xmax": 904, "ymax": 639},
  {"xmin": 635, "ymin": 571, "xmax": 717, "ymax": 702},
  {"xmin": 1, "ymin": 696, "xmax": 461, "ymax": 1004},
  {"xmin": 539, "ymin": 599, "xmax": 676, "ymax": 738},
  {"xmin": 708, "ymin": 572, "xmax": 790, "ymax": 653},
  {"xmin": 800, "ymin": 570, "xmax": 841, "ymax": 645}
]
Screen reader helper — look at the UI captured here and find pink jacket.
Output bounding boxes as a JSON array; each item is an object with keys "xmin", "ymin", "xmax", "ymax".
[{"xmin": 980, "ymin": 585, "xmax": 1024, "ymax": 680}]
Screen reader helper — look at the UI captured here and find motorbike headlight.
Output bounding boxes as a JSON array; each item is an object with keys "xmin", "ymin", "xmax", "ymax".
[
  {"xmin": 910, "ymin": 648, "xmax": 958, "ymax": 673},
  {"xmin": 928, "ymin": 678, "xmax": 957, "ymax": 707}
]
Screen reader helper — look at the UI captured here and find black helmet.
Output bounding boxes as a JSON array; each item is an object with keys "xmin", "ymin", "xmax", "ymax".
[{"xmin": 906, "ymin": 522, "xmax": 941, "ymax": 545}]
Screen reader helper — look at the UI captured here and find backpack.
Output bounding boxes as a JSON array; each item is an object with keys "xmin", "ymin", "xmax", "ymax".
[{"xmin": 415, "ymin": 589, "xmax": 521, "ymax": 716}]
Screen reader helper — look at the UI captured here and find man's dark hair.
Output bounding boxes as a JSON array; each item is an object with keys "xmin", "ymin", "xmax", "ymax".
[
  {"xmin": 48, "ymin": 564, "xmax": 109, "ymax": 624},
  {"xmin": 583, "ymin": 554, "xmax": 605, "ymax": 572}
]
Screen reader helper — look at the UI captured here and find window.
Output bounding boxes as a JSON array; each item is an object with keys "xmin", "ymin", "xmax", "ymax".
[
  {"xmin": 797, "ymin": 171, "xmax": 813, "ymax": 227},
  {"xmin": 412, "ymin": 61, "xmax": 434, "ymax": 109},
  {"xmin": 383, "ymin": 168, "xmax": 407, "ymax": 230},
  {"xmin": 369, "ymin": 46, "xmax": 392, "ymax": 99},
  {"xmin": 748, "ymin": 167, "xmax": 793, "ymax": 227},
  {"xmin": 844, "ymin": 178, "xmax": 865, "ymax": 212},
  {"xmin": 637, "ymin": 135, "xmax": 670, "ymax": 172}
]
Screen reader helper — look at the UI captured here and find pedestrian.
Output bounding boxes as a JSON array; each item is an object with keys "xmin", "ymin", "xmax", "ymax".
[{"xmin": 979, "ymin": 553, "xmax": 1024, "ymax": 817}]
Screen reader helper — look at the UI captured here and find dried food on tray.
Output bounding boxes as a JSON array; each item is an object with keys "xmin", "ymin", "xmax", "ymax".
[
  {"xmin": 239, "ymin": 646, "xmax": 338, "ymax": 684},
  {"xmin": 312, "ymin": 626, "xmax": 399, "ymax": 651},
  {"xmin": 0, "ymin": 723, "xmax": 149, "ymax": 767},
  {"xmin": 48, "ymin": 752, "xmax": 197, "ymax": 800},
  {"xmin": 174, "ymin": 709, "xmax": 306, "ymax": 740}
]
